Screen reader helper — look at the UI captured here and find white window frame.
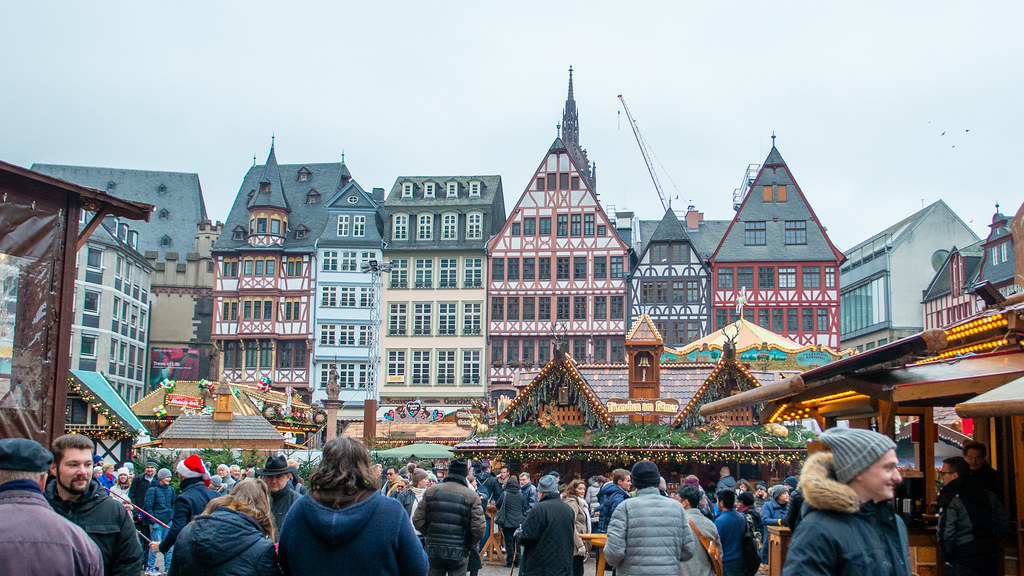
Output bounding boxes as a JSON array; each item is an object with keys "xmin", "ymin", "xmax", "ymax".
[
  {"xmin": 388, "ymin": 350, "xmax": 406, "ymax": 378},
  {"xmin": 424, "ymin": 182, "xmax": 435, "ymax": 198},
  {"xmin": 462, "ymin": 350, "xmax": 481, "ymax": 385},
  {"xmin": 337, "ymin": 215, "xmax": 350, "ymax": 236},
  {"xmin": 418, "ymin": 214, "xmax": 433, "ymax": 241},
  {"xmin": 320, "ymin": 324, "xmax": 337, "ymax": 346},
  {"xmin": 412, "ymin": 350, "xmax": 431, "ymax": 385},
  {"xmin": 442, "ymin": 212, "xmax": 458, "ymax": 240},
  {"xmin": 446, "ymin": 182, "xmax": 458, "ymax": 198},
  {"xmin": 321, "ymin": 286, "xmax": 338, "ymax": 307},
  {"xmin": 353, "ymin": 215, "xmax": 366, "ymax": 237},
  {"xmin": 340, "ymin": 251, "xmax": 357, "ymax": 272},
  {"xmin": 469, "ymin": 181, "xmax": 481, "ymax": 198},
  {"xmin": 393, "ymin": 214, "xmax": 408, "ymax": 241},
  {"xmin": 466, "ymin": 212, "xmax": 482, "ymax": 239},
  {"xmin": 80, "ymin": 334, "xmax": 98, "ymax": 358},
  {"xmin": 322, "ymin": 251, "xmax": 338, "ymax": 271},
  {"xmin": 402, "ymin": 182, "xmax": 413, "ymax": 198},
  {"xmin": 83, "ymin": 289, "xmax": 101, "ymax": 314},
  {"xmin": 437, "ymin": 349, "xmax": 456, "ymax": 385}
]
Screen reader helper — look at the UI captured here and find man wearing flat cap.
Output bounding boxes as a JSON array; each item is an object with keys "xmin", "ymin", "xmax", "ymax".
[
  {"xmin": 0, "ymin": 437, "xmax": 104, "ymax": 576},
  {"xmin": 783, "ymin": 427, "xmax": 911, "ymax": 576},
  {"xmin": 258, "ymin": 454, "xmax": 301, "ymax": 538}
]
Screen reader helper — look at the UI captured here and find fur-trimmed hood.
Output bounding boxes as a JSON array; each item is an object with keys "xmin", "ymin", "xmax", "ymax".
[{"xmin": 799, "ymin": 452, "xmax": 860, "ymax": 514}]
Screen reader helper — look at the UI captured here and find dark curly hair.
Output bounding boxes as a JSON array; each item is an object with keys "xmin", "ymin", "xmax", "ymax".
[{"xmin": 308, "ymin": 437, "xmax": 378, "ymax": 509}]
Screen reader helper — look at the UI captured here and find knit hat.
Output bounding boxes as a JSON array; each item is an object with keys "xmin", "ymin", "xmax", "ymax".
[
  {"xmin": 447, "ymin": 458, "xmax": 469, "ymax": 478},
  {"xmin": 537, "ymin": 475, "xmax": 559, "ymax": 495},
  {"xmin": 769, "ymin": 484, "xmax": 787, "ymax": 501},
  {"xmin": 548, "ymin": 470, "xmax": 560, "ymax": 479},
  {"xmin": 683, "ymin": 476, "xmax": 701, "ymax": 487},
  {"xmin": 146, "ymin": 460, "xmax": 159, "ymax": 468},
  {"xmin": 819, "ymin": 427, "xmax": 897, "ymax": 484},
  {"xmin": 737, "ymin": 492, "xmax": 755, "ymax": 506},
  {"xmin": 631, "ymin": 460, "xmax": 661, "ymax": 490},
  {"xmin": 177, "ymin": 455, "xmax": 211, "ymax": 486},
  {"xmin": 116, "ymin": 467, "xmax": 130, "ymax": 478},
  {"xmin": 756, "ymin": 481, "xmax": 767, "ymax": 490},
  {"xmin": 210, "ymin": 475, "xmax": 223, "ymax": 488},
  {"xmin": 784, "ymin": 476, "xmax": 798, "ymax": 490},
  {"xmin": 411, "ymin": 469, "xmax": 428, "ymax": 487},
  {"xmin": 157, "ymin": 468, "xmax": 172, "ymax": 480}
]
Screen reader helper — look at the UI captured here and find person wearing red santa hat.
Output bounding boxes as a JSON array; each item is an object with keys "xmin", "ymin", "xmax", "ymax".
[{"xmin": 149, "ymin": 455, "xmax": 221, "ymax": 565}]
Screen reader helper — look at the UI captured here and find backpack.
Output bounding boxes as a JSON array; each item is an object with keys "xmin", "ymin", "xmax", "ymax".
[
  {"xmin": 743, "ymin": 511, "xmax": 763, "ymax": 553},
  {"xmin": 741, "ymin": 513, "xmax": 761, "ymax": 576}
]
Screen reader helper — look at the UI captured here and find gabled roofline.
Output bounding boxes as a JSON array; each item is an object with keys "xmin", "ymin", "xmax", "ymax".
[
  {"xmin": 709, "ymin": 147, "xmax": 844, "ymax": 264},
  {"xmin": 3, "ymin": 160, "xmax": 153, "ymax": 221}
]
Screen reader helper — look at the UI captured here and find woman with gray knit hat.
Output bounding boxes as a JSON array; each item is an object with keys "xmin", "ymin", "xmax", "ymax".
[
  {"xmin": 782, "ymin": 427, "xmax": 911, "ymax": 576},
  {"xmin": 759, "ymin": 484, "xmax": 788, "ymax": 563}
]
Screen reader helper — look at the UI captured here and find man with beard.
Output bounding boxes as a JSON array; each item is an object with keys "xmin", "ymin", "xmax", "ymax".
[
  {"xmin": 257, "ymin": 454, "xmax": 302, "ymax": 537},
  {"xmin": 44, "ymin": 434, "xmax": 142, "ymax": 576}
]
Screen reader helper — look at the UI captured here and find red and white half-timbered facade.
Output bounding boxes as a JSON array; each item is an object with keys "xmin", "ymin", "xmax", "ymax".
[
  {"xmin": 488, "ymin": 133, "xmax": 630, "ymax": 390},
  {"xmin": 709, "ymin": 143, "xmax": 845, "ymax": 349},
  {"xmin": 211, "ymin": 143, "xmax": 345, "ymax": 398}
]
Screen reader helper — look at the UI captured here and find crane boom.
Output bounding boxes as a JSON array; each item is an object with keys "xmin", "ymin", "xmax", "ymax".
[{"xmin": 617, "ymin": 94, "xmax": 669, "ymax": 211}]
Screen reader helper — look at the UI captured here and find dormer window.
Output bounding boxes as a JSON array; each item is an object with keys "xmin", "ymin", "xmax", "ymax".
[
  {"xmin": 446, "ymin": 182, "xmax": 458, "ymax": 197},
  {"xmin": 159, "ymin": 208, "xmax": 169, "ymax": 219},
  {"xmin": 295, "ymin": 225, "xmax": 309, "ymax": 239},
  {"xmin": 157, "ymin": 183, "xmax": 167, "ymax": 194},
  {"xmin": 297, "ymin": 167, "xmax": 311, "ymax": 182},
  {"xmin": 106, "ymin": 181, "xmax": 116, "ymax": 191},
  {"xmin": 160, "ymin": 235, "xmax": 172, "ymax": 247},
  {"xmin": 402, "ymin": 182, "xmax": 413, "ymax": 198},
  {"xmin": 232, "ymin": 226, "xmax": 245, "ymax": 240},
  {"xmin": 424, "ymin": 182, "xmax": 435, "ymax": 198},
  {"xmin": 260, "ymin": 182, "xmax": 270, "ymax": 194},
  {"xmin": 306, "ymin": 189, "xmax": 320, "ymax": 204},
  {"xmin": 469, "ymin": 181, "xmax": 481, "ymax": 197}
]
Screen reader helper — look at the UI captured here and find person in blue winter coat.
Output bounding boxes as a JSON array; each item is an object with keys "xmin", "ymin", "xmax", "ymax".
[
  {"xmin": 278, "ymin": 436, "xmax": 427, "ymax": 576},
  {"xmin": 759, "ymin": 485, "xmax": 789, "ymax": 563},
  {"xmin": 143, "ymin": 469, "xmax": 176, "ymax": 575},
  {"xmin": 596, "ymin": 468, "xmax": 632, "ymax": 533},
  {"xmin": 169, "ymin": 479, "xmax": 280, "ymax": 576}
]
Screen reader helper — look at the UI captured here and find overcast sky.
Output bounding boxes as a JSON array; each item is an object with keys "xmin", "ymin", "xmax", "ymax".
[{"xmin": 3, "ymin": 2, "xmax": 1021, "ymax": 250}]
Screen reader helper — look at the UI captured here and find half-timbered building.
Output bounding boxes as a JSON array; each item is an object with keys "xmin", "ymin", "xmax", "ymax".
[
  {"xmin": 710, "ymin": 142, "xmax": 845, "ymax": 348},
  {"xmin": 211, "ymin": 142, "xmax": 348, "ymax": 398},
  {"xmin": 312, "ymin": 174, "xmax": 384, "ymax": 411},
  {"xmin": 922, "ymin": 242, "xmax": 984, "ymax": 330},
  {"xmin": 629, "ymin": 208, "xmax": 712, "ymax": 347},
  {"xmin": 979, "ymin": 206, "xmax": 1022, "ymax": 299},
  {"xmin": 381, "ymin": 175, "xmax": 504, "ymax": 414},
  {"xmin": 488, "ymin": 71, "xmax": 630, "ymax": 397}
]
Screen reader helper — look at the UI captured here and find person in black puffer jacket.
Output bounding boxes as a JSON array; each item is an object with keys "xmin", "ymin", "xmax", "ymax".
[
  {"xmin": 413, "ymin": 458, "xmax": 485, "ymax": 575},
  {"xmin": 155, "ymin": 456, "xmax": 221, "ymax": 558},
  {"xmin": 519, "ymin": 475, "xmax": 575, "ymax": 576},
  {"xmin": 495, "ymin": 474, "xmax": 528, "ymax": 567},
  {"xmin": 169, "ymin": 479, "xmax": 280, "ymax": 576}
]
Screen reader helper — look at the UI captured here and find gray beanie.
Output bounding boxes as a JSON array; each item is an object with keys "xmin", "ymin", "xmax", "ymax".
[
  {"xmin": 537, "ymin": 475, "xmax": 559, "ymax": 495},
  {"xmin": 819, "ymin": 427, "xmax": 897, "ymax": 484},
  {"xmin": 157, "ymin": 468, "xmax": 172, "ymax": 480},
  {"xmin": 769, "ymin": 484, "xmax": 787, "ymax": 500}
]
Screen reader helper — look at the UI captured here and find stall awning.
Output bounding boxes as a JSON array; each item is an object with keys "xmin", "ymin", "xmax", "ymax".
[
  {"xmin": 70, "ymin": 370, "xmax": 148, "ymax": 434},
  {"xmin": 956, "ymin": 375, "xmax": 1024, "ymax": 418}
]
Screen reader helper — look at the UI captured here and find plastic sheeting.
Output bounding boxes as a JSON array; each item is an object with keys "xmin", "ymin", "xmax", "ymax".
[{"xmin": 0, "ymin": 179, "xmax": 70, "ymax": 443}]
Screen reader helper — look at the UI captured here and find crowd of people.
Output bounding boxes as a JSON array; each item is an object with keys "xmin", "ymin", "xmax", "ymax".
[{"xmin": 0, "ymin": 428, "xmax": 1011, "ymax": 576}]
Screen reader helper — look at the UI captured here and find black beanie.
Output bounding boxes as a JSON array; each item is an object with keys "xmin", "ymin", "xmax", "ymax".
[
  {"xmin": 448, "ymin": 458, "xmax": 468, "ymax": 478},
  {"xmin": 631, "ymin": 460, "xmax": 660, "ymax": 490},
  {"xmin": 737, "ymin": 491, "xmax": 755, "ymax": 506}
]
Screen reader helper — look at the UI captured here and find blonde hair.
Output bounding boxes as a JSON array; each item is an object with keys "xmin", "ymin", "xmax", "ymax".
[
  {"xmin": 386, "ymin": 478, "xmax": 408, "ymax": 497},
  {"xmin": 202, "ymin": 478, "xmax": 276, "ymax": 541}
]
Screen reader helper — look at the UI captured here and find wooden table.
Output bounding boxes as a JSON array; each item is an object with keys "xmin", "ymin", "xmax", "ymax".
[
  {"xmin": 767, "ymin": 526, "xmax": 791, "ymax": 576},
  {"xmin": 581, "ymin": 533, "xmax": 608, "ymax": 576}
]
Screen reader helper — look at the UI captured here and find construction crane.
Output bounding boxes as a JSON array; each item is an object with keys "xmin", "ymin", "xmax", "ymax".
[{"xmin": 617, "ymin": 94, "xmax": 669, "ymax": 211}]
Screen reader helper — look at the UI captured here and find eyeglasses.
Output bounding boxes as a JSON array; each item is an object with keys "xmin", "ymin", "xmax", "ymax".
[{"xmin": 939, "ymin": 470, "xmax": 953, "ymax": 476}]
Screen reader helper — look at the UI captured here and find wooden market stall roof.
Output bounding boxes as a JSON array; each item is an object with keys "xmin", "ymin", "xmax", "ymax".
[
  {"xmin": 343, "ymin": 420, "xmax": 471, "ymax": 447},
  {"xmin": 956, "ymin": 375, "xmax": 1024, "ymax": 418}
]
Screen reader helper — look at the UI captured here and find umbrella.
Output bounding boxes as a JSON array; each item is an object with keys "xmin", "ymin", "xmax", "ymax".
[{"xmin": 373, "ymin": 442, "xmax": 454, "ymax": 460}]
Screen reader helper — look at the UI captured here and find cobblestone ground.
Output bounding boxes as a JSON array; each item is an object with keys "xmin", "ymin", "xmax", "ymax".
[{"xmin": 477, "ymin": 558, "xmax": 599, "ymax": 576}]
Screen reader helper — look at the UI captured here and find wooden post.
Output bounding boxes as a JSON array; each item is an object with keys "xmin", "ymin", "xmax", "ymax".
[
  {"xmin": 922, "ymin": 407, "xmax": 936, "ymax": 504},
  {"xmin": 1012, "ymin": 415, "xmax": 1024, "ymax": 576},
  {"xmin": 877, "ymin": 400, "xmax": 897, "ymax": 439},
  {"xmin": 363, "ymin": 398, "xmax": 377, "ymax": 443}
]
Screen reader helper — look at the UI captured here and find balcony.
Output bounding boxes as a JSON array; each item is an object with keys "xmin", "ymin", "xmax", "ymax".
[
  {"xmin": 413, "ymin": 328, "xmax": 431, "ymax": 336},
  {"xmin": 438, "ymin": 281, "xmax": 458, "ymax": 289},
  {"xmin": 414, "ymin": 281, "xmax": 432, "ymax": 289},
  {"xmin": 437, "ymin": 329, "xmax": 456, "ymax": 336},
  {"xmin": 389, "ymin": 281, "xmax": 408, "ymax": 289},
  {"xmin": 462, "ymin": 328, "xmax": 482, "ymax": 336},
  {"xmin": 464, "ymin": 280, "xmax": 482, "ymax": 288},
  {"xmin": 387, "ymin": 328, "xmax": 406, "ymax": 336}
]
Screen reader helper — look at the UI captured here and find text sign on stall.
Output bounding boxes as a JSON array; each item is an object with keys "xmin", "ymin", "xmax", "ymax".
[
  {"xmin": 605, "ymin": 398, "xmax": 680, "ymax": 416},
  {"xmin": 165, "ymin": 394, "xmax": 202, "ymax": 409}
]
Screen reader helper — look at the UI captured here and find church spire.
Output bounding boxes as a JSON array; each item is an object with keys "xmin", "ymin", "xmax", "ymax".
[{"xmin": 561, "ymin": 66, "xmax": 579, "ymax": 148}]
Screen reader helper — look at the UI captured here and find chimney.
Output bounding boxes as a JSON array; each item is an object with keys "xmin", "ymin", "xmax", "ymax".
[
  {"xmin": 213, "ymin": 382, "xmax": 233, "ymax": 421},
  {"xmin": 685, "ymin": 205, "xmax": 704, "ymax": 229}
]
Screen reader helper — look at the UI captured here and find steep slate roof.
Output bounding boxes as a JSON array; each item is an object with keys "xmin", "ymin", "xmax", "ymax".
[
  {"xmin": 844, "ymin": 199, "xmax": 975, "ymax": 256},
  {"xmin": 31, "ymin": 164, "xmax": 207, "ymax": 261},
  {"xmin": 711, "ymin": 145, "xmax": 843, "ymax": 263},
  {"xmin": 922, "ymin": 241, "xmax": 984, "ymax": 302},
  {"xmin": 246, "ymin": 145, "xmax": 290, "ymax": 212},
  {"xmin": 159, "ymin": 414, "xmax": 284, "ymax": 441},
  {"xmin": 383, "ymin": 175, "xmax": 505, "ymax": 252},
  {"xmin": 640, "ymin": 217, "xmax": 729, "ymax": 260},
  {"xmin": 981, "ymin": 210, "xmax": 1016, "ymax": 285},
  {"xmin": 213, "ymin": 150, "xmax": 350, "ymax": 254},
  {"xmin": 318, "ymin": 180, "xmax": 385, "ymax": 249}
]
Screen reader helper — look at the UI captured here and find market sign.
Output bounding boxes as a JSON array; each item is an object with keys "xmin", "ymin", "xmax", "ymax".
[
  {"xmin": 165, "ymin": 394, "xmax": 202, "ymax": 409},
  {"xmin": 606, "ymin": 398, "xmax": 680, "ymax": 416},
  {"xmin": 454, "ymin": 409, "xmax": 482, "ymax": 429}
]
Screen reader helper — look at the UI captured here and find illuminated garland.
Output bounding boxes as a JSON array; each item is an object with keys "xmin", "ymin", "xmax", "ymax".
[
  {"xmin": 490, "ymin": 423, "xmax": 814, "ymax": 451},
  {"xmin": 457, "ymin": 446, "xmax": 808, "ymax": 465},
  {"xmin": 674, "ymin": 359, "xmax": 762, "ymax": 429},
  {"xmin": 499, "ymin": 359, "xmax": 613, "ymax": 429},
  {"xmin": 65, "ymin": 378, "xmax": 138, "ymax": 440}
]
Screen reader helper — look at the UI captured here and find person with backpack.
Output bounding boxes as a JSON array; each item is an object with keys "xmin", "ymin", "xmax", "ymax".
[
  {"xmin": 494, "ymin": 473, "xmax": 527, "ymax": 568},
  {"xmin": 714, "ymin": 490, "xmax": 756, "ymax": 576}
]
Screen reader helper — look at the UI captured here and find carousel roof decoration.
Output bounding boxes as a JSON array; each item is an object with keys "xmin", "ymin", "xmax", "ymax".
[
  {"xmin": 626, "ymin": 314, "xmax": 663, "ymax": 343},
  {"xmin": 671, "ymin": 346, "xmax": 763, "ymax": 429},
  {"xmin": 498, "ymin": 347, "xmax": 614, "ymax": 430}
]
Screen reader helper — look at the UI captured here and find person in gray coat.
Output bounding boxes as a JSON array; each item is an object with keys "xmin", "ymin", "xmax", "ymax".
[
  {"xmin": 605, "ymin": 460, "xmax": 695, "ymax": 575},
  {"xmin": 678, "ymin": 484, "xmax": 722, "ymax": 576}
]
